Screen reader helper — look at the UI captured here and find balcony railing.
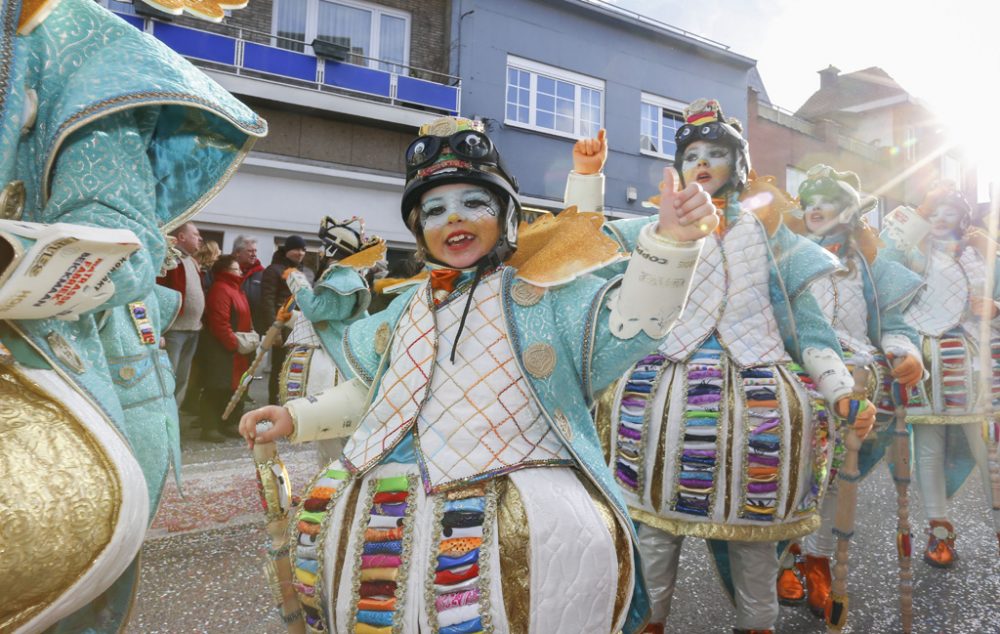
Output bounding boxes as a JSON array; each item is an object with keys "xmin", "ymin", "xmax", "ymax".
[{"xmin": 113, "ymin": 12, "xmax": 460, "ymax": 115}]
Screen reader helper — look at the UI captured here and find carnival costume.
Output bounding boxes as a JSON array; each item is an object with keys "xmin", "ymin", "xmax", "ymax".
[
  {"xmin": 0, "ymin": 1, "xmax": 265, "ymax": 631},
  {"xmin": 774, "ymin": 165, "xmax": 923, "ymax": 615},
  {"xmin": 880, "ymin": 185, "xmax": 1000, "ymax": 567},
  {"xmin": 592, "ymin": 100, "xmax": 860, "ymax": 633},
  {"xmin": 259, "ymin": 116, "xmax": 707, "ymax": 634}
]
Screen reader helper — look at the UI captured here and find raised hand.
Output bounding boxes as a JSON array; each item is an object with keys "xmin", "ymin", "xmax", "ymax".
[
  {"xmin": 970, "ymin": 296, "xmax": 998, "ymax": 319},
  {"xmin": 572, "ymin": 129, "xmax": 608, "ymax": 176},
  {"xmin": 656, "ymin": 167, "xmax": 719, "ymax": 243}
]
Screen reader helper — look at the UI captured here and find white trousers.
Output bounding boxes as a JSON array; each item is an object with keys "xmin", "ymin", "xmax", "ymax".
[
  {"xmin": 913, "ymin": 422, "xmax": 1000, "ymax": 531},
  {"xmin": 637, "ymin": 523, "xmax": 779, "ymax": 630}
]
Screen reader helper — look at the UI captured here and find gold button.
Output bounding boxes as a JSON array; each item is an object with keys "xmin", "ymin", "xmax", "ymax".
[
  {"xmin": 45, "ymin": 331, "xmax": 85, "ymax": 373},
  {"xmin": 511, "ymin": 280, "xmax": 545, "ymax": 307},
  {"xmin": 0, "ymin": 180, "xmax": 25, "ymax": 220},
  {"xmin": 522, "ymin": 342, "xmax": 556, "ymax": 379},
  {"xmin": 119, "ymin": 366, "xmax": 136, "ymax": 381},
  {"xmin": 553, "ymin": 409, "xmax": 573, "ymax": 440},
  {"xmin": 374, "ymin": 322, "xmax": 391, "ymax": 355}
]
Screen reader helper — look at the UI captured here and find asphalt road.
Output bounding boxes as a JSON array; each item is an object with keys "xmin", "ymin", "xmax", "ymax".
[{"xmin": 127, "ymin": 428, "xmax": 1000, "ymax": 634}]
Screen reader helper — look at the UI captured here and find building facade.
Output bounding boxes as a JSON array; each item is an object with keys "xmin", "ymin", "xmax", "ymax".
[
  {"xmin": 450, "ymin": 0, "xmax": 759, "ymax": 217},
  {"xmin": 748, "ymin": 66, "xmax": 977, "ymax": 223},
  {"xmin": 102, "ymin": 0, "xmax": 457, "ymax": 272}
]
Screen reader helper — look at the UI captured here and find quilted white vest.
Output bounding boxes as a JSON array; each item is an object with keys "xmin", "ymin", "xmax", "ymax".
[
  {"xmin": 905, "ymin": 248, "xmax": 970, "ymax": 337},
  {"xmin": 660, "ymin": 211, "xmax": 789, "ymax": 367},
  {"xmin": 341, "ymin": 272, "xmax": 571, "ymax": 486},
  {"xmin": 809, "ymin": 254, "xmax": 874, "ymax": 354}
]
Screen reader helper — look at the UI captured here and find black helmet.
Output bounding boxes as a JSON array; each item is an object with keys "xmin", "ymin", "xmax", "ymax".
[
  {"xmin": 674, "ymin": 98, "xmax": 750, "ymax": 194},
  {"xmin": 400, "ymin": 117, "xmax": 521, "ymax": 267}
]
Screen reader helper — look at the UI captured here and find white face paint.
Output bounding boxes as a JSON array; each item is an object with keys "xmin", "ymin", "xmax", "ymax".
[
  {"xmin": 802, "ymin": 193, "xmax": 844, "ymax": 236},
  {"xmin": 420, "ymin": 185, "xmax": 499, "ymax": 231},
  {"xmin": 928, "ymin": 203, "xmax": 965, "ymax": 239},
  {"xmin": 681, "ymin": 140, "xmax": 734, "ymax": 197},
  {"xmin": 419, "ymin": 183, "xmax": 502, "ymax": 269}
]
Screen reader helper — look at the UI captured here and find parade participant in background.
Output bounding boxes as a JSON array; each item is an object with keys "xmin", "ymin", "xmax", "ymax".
[
  {"xmin": 0, "ymin": 0, "xmax": 265, "ymax": 631},
  {"xmin": 261, "ymin": 234, "xmax": 313, "ymax": 404},
  {"xmin": 774, "ymin": 165, "xmax": 924, "ymax": 616},
  {"xmin": 278, "ymin": 216, "xmax": 386, "ymax": 464},
  {"xmin": 575, "ymin": 100, "xmax": 874, "ymax": 634},
  {"xmin": 158, "ymin": 221, "xmax": 206, "ymax": 403},
  {"xmin": 239, "ymin": 115, "xmax": 717, "ymax": 634},
  {"xmin": 880, "ymin": 183, "xmax": 1000, "ymax": 567}
]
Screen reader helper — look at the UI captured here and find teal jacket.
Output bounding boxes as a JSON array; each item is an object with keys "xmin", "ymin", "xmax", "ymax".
[{"xmin": 0, "ymin": 0, "xmax": 265, "ymax": 630}]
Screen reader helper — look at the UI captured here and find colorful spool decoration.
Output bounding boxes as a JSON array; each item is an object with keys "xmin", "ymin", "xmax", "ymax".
[
  {"xmin": 426, "ymin": 483, "xmax": 490, "ymax": 634},
  {"xmin": 128, "ymin": 301, "xmax": 157, "ymax": 345},
  {"xmin": 790, "ymin": 362, "xmax": 831, "ymax": 515},
  {"xmin": 739, "ymin": 366, "xmax": 781, "ymax": 521},
  {"xmin": 292, "ymin": 467, "xmax": 350, "ymax": 632},
  {"xmin": 672, "ymin": 344, "xmax": 723, "ymax": 518},
  {"xmin": 614, "ymin": 354, "xmax": 666, "ymax": 493},
  {"xmin": 939, "ymin": 333, "xmax": 968, "ymax": 411}
]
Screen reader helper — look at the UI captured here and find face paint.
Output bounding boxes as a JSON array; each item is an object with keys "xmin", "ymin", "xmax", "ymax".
[
  {"xmin": 802, "ymin": 193, "xmax": 844, "ymax": 235},
  {"xmin": 681, "ymin": 140, "xmax": 733, "ymax": 197},
  {"xmin": 420, "ymin": 183, "xmax": 502, "ymax": 269},
  {"xmin": 928, "ymin": 203, "xmax": 964, "ymax": 239}
]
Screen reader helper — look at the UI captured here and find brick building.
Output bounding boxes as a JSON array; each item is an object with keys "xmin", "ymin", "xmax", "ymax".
[
  {"xmin": 748, "ymin": 66, "xmax": 976, "ymax": 223},
  {"xmin": 103, "ymin": 0, "xmax": 457, "ymax": 271}
]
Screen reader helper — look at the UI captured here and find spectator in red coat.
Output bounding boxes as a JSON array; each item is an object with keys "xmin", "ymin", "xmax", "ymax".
[{"xmin": 199, "ymin": 254, "xmax": 259, "ymax": 442}]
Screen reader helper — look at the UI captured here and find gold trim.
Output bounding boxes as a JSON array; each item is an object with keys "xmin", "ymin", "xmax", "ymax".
[
  {"xmin": 908, "ymin": 413, "xmax": 986, "ymax": 426},
  {"xmin": 629, "ymin": 507, "xmax": 820, "ymax": 543},
  {"xmin": 497, "ymin": 478, "xmax": 530, "ymax": 634}
]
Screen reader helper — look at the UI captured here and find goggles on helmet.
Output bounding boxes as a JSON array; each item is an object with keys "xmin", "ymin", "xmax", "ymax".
[
  {"xmin": 675, "ymin": 120, "xmax": 746, "ymax": 147},
  {"xmin": 405, "ymin": 130, "xmax": 515, "ymax": 182}
]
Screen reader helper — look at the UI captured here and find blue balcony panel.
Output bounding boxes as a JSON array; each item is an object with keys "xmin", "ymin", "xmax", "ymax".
[
  {"xmin": 243, "ymin": 43, "xmax": 317, "ymax": 82},
  {"xmin": 113, "ymin": 12, "xmax": 144, "ymax": 30},
  {"xmin": 323, "ymin": 62, "xmax": 391, "ymax": 98},
  {"xmin": 397, "ymin": 76, "xmax": 458, "ymax": 113},
  {"xmin": 152, "ymin": 22, "xmax": 236, "ymax": 65}
]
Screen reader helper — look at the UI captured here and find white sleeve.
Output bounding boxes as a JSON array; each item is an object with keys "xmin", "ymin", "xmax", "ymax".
[
  {"xmin": 286, "ymin": 377, "xmax": 370, "ymax": 443},
  {"xmin": 607, "ymin": 223, "xmax": 703, "ymax": 339},
  {"xmin": 801, "ymin": 346, "xmax": 855, "ymax": 405},
  {"xmin": 564, "ymin": 171, "xmax": 605, "ymax": 212}
]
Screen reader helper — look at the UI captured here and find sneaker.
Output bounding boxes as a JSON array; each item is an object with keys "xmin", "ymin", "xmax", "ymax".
[
  {"xmin": 923, "ymin": 520, "xmax": 957, "ymax": 568},
  {"xmin": 803, "ymin": 555, "xmax": 832, "ymax": 619}
]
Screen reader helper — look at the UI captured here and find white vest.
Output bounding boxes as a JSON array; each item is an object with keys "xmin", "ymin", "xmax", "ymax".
[
  {"xmin": 809, "ymin": 254, "xmax": 874, "ymax": 354},
  {"xmin": 660, "ymin": 211, "xmax": 789, "ymax": 367},
  {"xmin": 342, "ymin": 272, "xmax": 571, "ymax": 486}
]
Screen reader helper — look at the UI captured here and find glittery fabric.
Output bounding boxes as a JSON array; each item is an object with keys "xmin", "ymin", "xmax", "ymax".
[
  {"xmin": 0, "ymin": 0, "xmax": 265, "ymax": 630},
  {"xmin": 0, "ymin": 368, "xmax": 120, "ymax": 632}
]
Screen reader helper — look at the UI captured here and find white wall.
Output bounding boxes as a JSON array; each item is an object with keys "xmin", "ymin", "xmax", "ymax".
[{"xmin": 194, "ymin": 154, "xmax": 415, "ymax": 257}]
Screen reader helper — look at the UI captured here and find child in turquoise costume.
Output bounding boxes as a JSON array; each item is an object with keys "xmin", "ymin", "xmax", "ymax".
[
  {"xmin": 879, "ymin": 183, "xmax": 1000, "ymax": 568},
  {"xmin": 572, "ymin": 100, "xmax": 876, "ymax": 634},
  {"xmin": 0, "ymin": 0, "xmax": 265, "ymax": 632},
  {"xmin": 240, "ymin": 115, "xmax": 717, "ymax": 634},
  {"xmin": 773, "ymin": 164, "xmax": 924, "ymax": 616}
]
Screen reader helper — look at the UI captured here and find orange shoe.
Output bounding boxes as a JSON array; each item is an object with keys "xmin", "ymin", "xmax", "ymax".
[
  {"xmin": 803, "ymin": 555, "xmax": 832, "ymax": 618},
  {"xmin": 642, "ymin": 624, "xmax": 664, "ymax": 634},
  {"xmin": 923, "ymin": 520, "xmax": 957, "ymax": 568},
  {"xmin": 777, "ymin": 567, "xmax": 806, "ymax": 605}
]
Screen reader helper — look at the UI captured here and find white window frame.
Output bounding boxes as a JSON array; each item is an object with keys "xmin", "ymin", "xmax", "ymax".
[
  {"xmin": 639, "ymin": 93, "xmax": 686, "ymax": 160},
  {"xmin": 272, "ymin": 0, "xmax": 411, "ymax": 70},
  {"xmin": 504, "ymin": 55, "xmax": 605, "ymax": 141},
  {"xmin": 904, "ymin": 125, "xmax": 918, "ymax": 162}
]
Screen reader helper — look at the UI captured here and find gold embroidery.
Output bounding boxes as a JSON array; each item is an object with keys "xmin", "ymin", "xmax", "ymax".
[
  {"xmin": 0, "ymin": 180, "xmax": 25, "ymax": 220},
  {"xmin": 0, "ymin": 369, "xmax": 121, "ymax": 632},
  {"xmin": 629, "ymin": 507, "xmax": 820, "ymax": 542},
  {"xmin": 593, "ymin": 381, "xmax": 619, "ymax": 464},
  {"xmin": 496, "ymin": 478, "xmax": 530, "ymax": 634}
]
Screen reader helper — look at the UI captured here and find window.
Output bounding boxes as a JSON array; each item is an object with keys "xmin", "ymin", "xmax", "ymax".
[
  {"xmin": 274, "ymin": 0, "xmax": 409, "ymax": 73},
  {"xmin": 640, "ymin": 94, "xmax": 685, "ymax": 158},
  {"xmin": 941, "ymin": 155, "xmax": 962, "ymax": 187},
  {"xmin": 904, "ymin": 125, "xmax": 918, "ymax": 162},
  {"xmin": 505, "ymin": 56, "xmax": 604, "ymax": 139},
  {"xmin": 785, "ymin": 166, "xmax": 807, "ymax": 197},
  {"xmin": 98, "ymin": 0, "xmax": 136, "ymax": 14}
]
